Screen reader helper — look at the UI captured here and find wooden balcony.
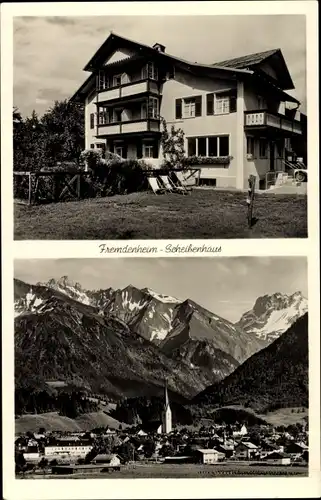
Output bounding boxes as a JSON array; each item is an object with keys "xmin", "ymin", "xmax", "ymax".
[
  {"xmin": 97, "ymin": 118, "xmax": 160, "ymax": 137},
  {"xmin": 244, "ymin": 110, "xmax": 302, "ymax": 135},
  {"xmin": 97, "ymin": 80, "xmax": 160, "ymax": 104}
]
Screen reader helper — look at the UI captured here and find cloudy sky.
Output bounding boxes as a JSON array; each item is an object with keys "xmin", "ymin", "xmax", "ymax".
[
  {"xmin": 13, "ymin": 15, "xmax": 306, "ymax": 117},
  {"xmin": 14, "ymin": 257, "xmax": 307, "ymax": 322}
]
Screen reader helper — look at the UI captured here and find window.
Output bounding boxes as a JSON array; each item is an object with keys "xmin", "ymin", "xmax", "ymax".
[
  {"xmin": 98, "ymin": 71, "xmax": 110, "ymax": 91},
  {"xmin": 181, "ymin": 96, "xmax": 202, "ymax": 118},
  {"xmin": 142, "ymin": 62, "xmax": 158, "ymax": 80},
  {"xmin": 246, "ymin": 136, "xmax": 256, "ymax": 157},
  {"xmin": 187, "ymin": 135, "xmax": 229, "ymax": 157},
  {"xmin": 208, "ymin": 136, "xmax": 218, "ymax": 157},
  {"xmin": 114, "ymin": 110, "xmax": 122, "ymax": 122},
  {"xmin": 90, "ymin": 144, "xmax": 95, "ymax": 149},
  {"xmin": 98, "ymin": 109, "xmax": 109, "ymax": 125},
  {"xmin": 148, "ymin": 97, "xmax": 159, "ymax": 119},
  {"xmin": 276, "ymin": 140, "xmax": 284, "ymax": 158},
  {"xmin": 259, "ymin": 138, "xmax": 268, "ymax": 158},
  {"xmin": 219, "ymin": 136, "xmax": 229, "ymax": 156},
  {"xmin": 258, "ymin": 96, "xmax": 266, "ymax": 109},
  {"xmin": 142, "ymin": 140, "xmax": 158, "ymax": 158},
  {"xmin": 175, "ymin": 99, "xmax": 182, "ymax": 119},
  {"xmin": 143, "ymin": 144, "xmax": 154, "ymax": 158},
  {"xmin": 198, "ymin": 137, "xmax": 206, "ymax": 156},
  {"xmin": 215, "ymin": 93, "xmax": 231, "ymax": 114},
  {"xmin": 90, "ymin": 113, "xmax": 95, "ymax": 129},
  {"xmin": 184, "ymin": 98, "xmax": 196, "ymax": 118},
  {"xmin": 113, "ymin": 75, "xmax": 122, "ymax": 87},
  {"xmin": 187, "ymin": 137, "xmax": 196, "ymax": 156},
  {"xmin": 207, "ymin": 91, "xmax": 237, "ymax": 115},
  {"xmin": 115, "ymin": 146, "xmax": 123, "ymax": 158},
  {"xmin": 199, "ymin": 178, "xmax": 217, "ymax": 187}
]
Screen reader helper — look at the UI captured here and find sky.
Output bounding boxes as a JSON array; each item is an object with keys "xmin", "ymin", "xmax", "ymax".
[
  {"xmin": 13, "ymin": 15, "xmax": 306, "ymax": 117},
  {"xmin": 14, "ymin": 257, "xmax": 308, "ymax": 322}
]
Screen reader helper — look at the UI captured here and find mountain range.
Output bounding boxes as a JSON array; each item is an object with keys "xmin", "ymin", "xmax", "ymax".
[
  {"xmin": 193, "ymin": 313, "xmax": 308, "ymax": 412},
  {"xmin": 14, "ymin": 277, "xmax": 308, "ymax": 410}
]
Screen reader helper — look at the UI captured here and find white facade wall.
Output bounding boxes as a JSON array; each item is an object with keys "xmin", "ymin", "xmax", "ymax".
[
  {"xmin": 160, "ymin": 69, "xmax": 239, "ymax": 188},
  {"xmin": 44, "ymin": 445, "xmax": 93, "ymax": 458}
]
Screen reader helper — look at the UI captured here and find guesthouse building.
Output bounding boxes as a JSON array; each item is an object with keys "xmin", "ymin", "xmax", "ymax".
[{"xmin": 71, "ymin": 32, "xmax": 303, "ymax": 190}]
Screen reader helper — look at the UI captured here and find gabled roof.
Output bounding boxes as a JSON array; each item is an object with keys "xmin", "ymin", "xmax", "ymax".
[
  {"xmin": 237, "ymin": 441, "xmax": 258, "ymax": 449},
  {"xmin": 83, "ymin": 32, "xmax": 252, "ymax": 75},
  {"xmin": 70, "ymin": 35, "xmax": 298, "ymax": 104},
  {"xmin": 214, "ymin": 49, "xmax": 279, "ymax": 69},
  {"xmin": 213, "ymin": 48, "xmax": 294, "ymax": 91}
]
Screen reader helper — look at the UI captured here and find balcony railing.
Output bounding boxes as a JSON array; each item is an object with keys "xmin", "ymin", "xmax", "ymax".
[
  {"xmin": 244, "ymin": 110, "xmax": 302, "ymax": 135},
  {"xmin": 97, "ymin": 80, "xmax": 160, "ymax": 104},
  {"xmin": 97, "ymin": 118, "xmax": 160, "ymax": 136}
]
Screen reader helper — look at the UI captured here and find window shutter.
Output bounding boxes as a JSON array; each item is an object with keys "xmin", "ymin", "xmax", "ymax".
[
  {"xmin": 90, "ymin": 113, "xmax": 95, "ymax": 129},
  {"xmin": 175, "ymin": 99, "xmax": 182, "ymax": 119},
  {"xmin": 230, "ymin": 95, "xmax": 237, "ymax": 113},
  {"xmin": 123, "ymin": 145, "xmax": 128, "ymax": 159},
  {"xmin": 153, "ymin": 140, "xmax": 159, "ymax": 158},
  {"xmin": 195, "ymin": 96, "xmax": 202, "ymax": 117},
  {"xmin": 136, "ymin": 141, "xmax": 142, "ymax": 159},
  {"xmin": 207, "ymin": 94, "xmax": 214, "ymax": 115}
]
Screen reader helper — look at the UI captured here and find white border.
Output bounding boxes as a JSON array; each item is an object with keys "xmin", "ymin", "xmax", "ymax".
[{"xmin": 1, "ymin": 2, "xmax": 320, "ymax": 499}]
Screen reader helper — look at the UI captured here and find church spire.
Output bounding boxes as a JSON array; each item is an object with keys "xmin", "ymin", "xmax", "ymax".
[
  {"xmin": 164, "ymin": 379, "xmax": 169, "ymax": 408},
  {"xmin": 162, "ymin": 379, "xmax": 172, "ymax": 434}
]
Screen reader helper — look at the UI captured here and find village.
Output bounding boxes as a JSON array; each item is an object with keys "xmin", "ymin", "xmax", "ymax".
[{"xmin": 15, "ymin": 387, "xmax": 308, "ymax": 477}]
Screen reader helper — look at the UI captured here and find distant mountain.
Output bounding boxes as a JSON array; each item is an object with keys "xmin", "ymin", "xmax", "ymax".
[
  {"xmin": 192, "ymin": 314, "xmax": 308, "ymax": 413},
  {"xmin": 14, "ymin": 280, "xmax": 211, "ymax": 401},
  {"xmin": 236, "ymin": 292, "xmax": 308, "ymax": 346},
  {"xmin": 15, "ymin": 277, "xmax": 264, "ymax": 386}
]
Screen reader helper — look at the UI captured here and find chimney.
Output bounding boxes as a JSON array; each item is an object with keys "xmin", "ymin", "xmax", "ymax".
[{"xmin": 153, "ymin": 43, "xmax": 166, "ymax": 53}]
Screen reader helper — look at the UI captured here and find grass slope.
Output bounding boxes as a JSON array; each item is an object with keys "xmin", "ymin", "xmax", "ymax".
[
  {"xmin": 15, "ymin": 411, "xmax": 124, "ymax": 434},
  {"xmin": 15, "ymin": 190, "xmax": 307, "ymax": 240}
]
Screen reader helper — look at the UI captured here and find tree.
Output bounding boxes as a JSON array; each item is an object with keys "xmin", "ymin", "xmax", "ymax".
[
  {"xmin": 13, "ymin": 100, "xmax": 84, "ymax": 172},
  {"xmin": 15, "ymin": 451, "xmax": 27, "ymax": 476},
  {"xmin": 160, "ymin": 117, "xmax": 185, "ymax": 168},
  {"xmin": 41, "ymin": 100, "xmax": 84, "ymax": 164},
  {"xmin": 38, "ymin": 457, "xmax": 48, "ymax": 475}
]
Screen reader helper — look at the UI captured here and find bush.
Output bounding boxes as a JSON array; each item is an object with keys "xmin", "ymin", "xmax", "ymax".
[
  {"xmin": 83, "ymin": 159, "xmax": 150, "ymax": 197},
  {"xmin": 181, "ymin": 156, "xmax": 233, "ymax": 166},
  {"xmin": 80, "ymin": 149, "xmax": 103, "ymax": 170}
]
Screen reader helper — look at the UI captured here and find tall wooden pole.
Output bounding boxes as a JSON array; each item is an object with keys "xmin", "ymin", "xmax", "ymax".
[{"xmin": 246, "ymin": 175, "xmax": 256, "ymax": 228}]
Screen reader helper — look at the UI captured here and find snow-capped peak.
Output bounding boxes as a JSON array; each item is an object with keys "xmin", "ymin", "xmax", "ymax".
[
  {"xmin": 143, "ymin": 288, "xmax": 181, "ymax": 304},
  {"xmin": 236, "ymin": 291, "xmax": 308, "ymax": 343},
  {"xmin": 39, "ymin": 276, "xmax": 91, "ymax": 305}
]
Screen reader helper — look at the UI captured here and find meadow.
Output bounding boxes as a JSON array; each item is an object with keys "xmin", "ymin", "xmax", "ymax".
[{"xmin": 14, "ymin": 189, "xmax": 307, "ymax": 240}]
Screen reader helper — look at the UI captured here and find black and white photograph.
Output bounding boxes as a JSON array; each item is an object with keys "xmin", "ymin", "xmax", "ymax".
[
  {"xmin": 14, "ymin": 257, "xmax": 308, "ymax": 479},
  {"xmin": 13, "ymin": 14, "xmax": 308, "ymax": 240}
]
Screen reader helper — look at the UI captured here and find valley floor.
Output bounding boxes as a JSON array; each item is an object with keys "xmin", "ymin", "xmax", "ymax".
[{"xmin": 21, "ymin": 462, "xmax": 308, "ymax": 479}]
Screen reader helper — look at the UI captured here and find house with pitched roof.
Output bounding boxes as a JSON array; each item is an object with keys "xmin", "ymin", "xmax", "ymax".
[{"xmin": 71, "ymin": 33, "xmax": 303, "ymax": 190}]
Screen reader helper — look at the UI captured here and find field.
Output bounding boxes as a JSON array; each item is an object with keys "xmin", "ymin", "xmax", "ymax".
[
  {"xmin": 14, "ymin": 189, "xmax": 307, "ymax": 240},
  {"xmin": 22, "ymin": 463, "xmax": 308, "ymax": 479},
  {"xmin": 15, "ymin": 411, "xmax": 123, "ymax": 434}
]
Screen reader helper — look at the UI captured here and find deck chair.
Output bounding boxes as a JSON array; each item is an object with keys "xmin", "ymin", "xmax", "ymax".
[
  {"xmin": 159, "ymin": 175, "xmax": 187, "ymax": 194},
  {"xmin": 173, "ymin": 171, "xmax": 193, "ymax": 193},
  {"xmin": 148, "ymin": 176, "xmax": 167, "ymax": 195}
]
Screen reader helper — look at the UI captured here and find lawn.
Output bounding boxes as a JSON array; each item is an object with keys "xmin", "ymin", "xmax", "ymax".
[
  {"xmin": 14, "ymin": 189, "xmax": 307, "ymax": 240},
  {"xmin": 25, "ymin": 463, "xmax": 308, "ymax": 479}
]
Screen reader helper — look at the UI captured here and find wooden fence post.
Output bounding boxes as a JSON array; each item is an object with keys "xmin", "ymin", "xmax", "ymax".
[
  {"xmin": 28, "ymin": 172, "xmax": 32, "ymax": 205},
  {"xmin": 77, "ymin": 174, "xmax": 81, "ymax": 200},
  {"xmin": 246, "ymin": 175, "xmax": 256, "ymax": 228}
]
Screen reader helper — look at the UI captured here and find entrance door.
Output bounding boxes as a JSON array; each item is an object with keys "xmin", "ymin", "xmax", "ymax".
[{"xmin": 269, "ymin": 141, "xmax": 275, "ymax": 171}]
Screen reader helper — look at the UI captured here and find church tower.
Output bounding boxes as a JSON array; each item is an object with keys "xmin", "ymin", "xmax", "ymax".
[{"xmin": 162, "ymin": 380, "xmax": 172, "ymax": 434}]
